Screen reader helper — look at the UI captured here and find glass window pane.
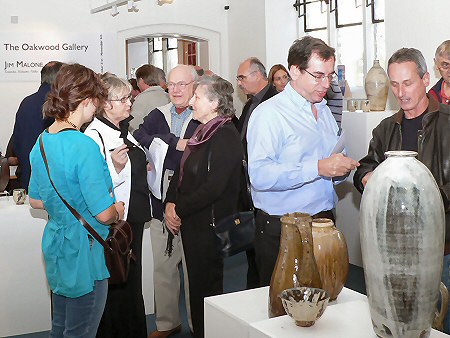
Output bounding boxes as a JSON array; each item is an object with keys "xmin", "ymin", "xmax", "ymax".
[
  {"xmin": 151, "ymin": 51, "xmax": 163, "ymax": 69},
  {"xmin": 167, "ymin": 49, "xmax": 178, "ymax": 72},
  {"xmin": 307, "ymin": 30, "xmax": 328, "ymax": 45},
  {"xmin": 153, "ymin": 37, "xmax": 163, "ymax": 52},
  {"xmin": 167, "ymin": 37, "xmax": 177, "ymax": 50},
  {"xmin": 305, "ymin": 1, "xmax": 327, "ymax": 31},
  {"xmin": 373, "ymin": 0, "xmax": 385, "ymax": 22},
  {"xmin": 336, "ymin": 25, "xmax": 364, "ymax": 87},
  {"xmin": 374, "ymin": 22, "xmax": 386, "ymax": 68},
  {"xmin": 336, "ymin": 0, "xmax": 362, "ymax": 27}
]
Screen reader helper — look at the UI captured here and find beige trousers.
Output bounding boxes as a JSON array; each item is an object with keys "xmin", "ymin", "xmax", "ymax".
[{"xmin": 149, "ymin": 218, "xmax": 192, "ymax": 331}]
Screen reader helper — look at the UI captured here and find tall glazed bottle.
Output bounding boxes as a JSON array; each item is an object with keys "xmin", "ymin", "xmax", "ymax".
[
  {"xmin": 360, "ymin": 151, "xmax": 445, "ymax": 338},
  {"xmin": 268, "ymin": 212, "xmax": 322, "ymax": 318}
]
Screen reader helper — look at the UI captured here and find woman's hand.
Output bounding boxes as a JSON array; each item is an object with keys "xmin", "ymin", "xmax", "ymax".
[
  {"xmin": 165, "ymin": 202, "xmax": 181, "ymax": 235},
  {"xmin": 115, "ymin": 201, "xmax": 125, "ymax": 221},
  {"xmin": 111, "ymin": 144, "xmax": 129, "ymax": 174}
]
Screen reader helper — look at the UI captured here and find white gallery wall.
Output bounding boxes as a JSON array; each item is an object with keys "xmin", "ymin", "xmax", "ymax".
[{"xmin": 0, "ymin": 0, "xmax": 447, "ymax": 150}]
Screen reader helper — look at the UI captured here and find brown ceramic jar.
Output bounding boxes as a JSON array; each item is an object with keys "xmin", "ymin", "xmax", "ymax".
[{"xmin": 311, "ymin": 218, "xmax": 349, "ymax": 301}]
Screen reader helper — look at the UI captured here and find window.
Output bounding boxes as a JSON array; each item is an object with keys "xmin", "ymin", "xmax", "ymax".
[{"xmin": 303, "ymin": 0, "xmax": 385, "ymax": 90}]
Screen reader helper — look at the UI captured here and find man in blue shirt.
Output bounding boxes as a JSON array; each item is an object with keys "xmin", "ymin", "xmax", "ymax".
[{"xmin": 247, "ymin": 36, "xmax": 359, "ymax": 286}]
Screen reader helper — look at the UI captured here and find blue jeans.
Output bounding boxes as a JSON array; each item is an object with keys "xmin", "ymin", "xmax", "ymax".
[
  {"xmin": 50, "ymin": 279, "xmax": 108, "ymax": 338},
  {"xmin": 442, "ymin": 254, "xmax": 450, "ymax": 334}
]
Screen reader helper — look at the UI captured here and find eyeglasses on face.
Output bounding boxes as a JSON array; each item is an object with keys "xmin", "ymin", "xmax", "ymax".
[
  {"xmin": 303, "ymin": 69, "xmax": 337, "ymax": 83},
  {"xmin": 167, "ymin": 80, "xmax": 194, "ymax": 90},
  {"xmin": 236, "ymin": 70, "xmax": 257, "ymax": 82},
  {"xmin": 109, "ymin": 94, "xmax": 132, "ymax": 104}
]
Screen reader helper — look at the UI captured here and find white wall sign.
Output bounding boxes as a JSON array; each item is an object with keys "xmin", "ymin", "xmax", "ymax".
[{"xmin": 0, "ymin": 32, "xmax": 108, "ymax": 82}]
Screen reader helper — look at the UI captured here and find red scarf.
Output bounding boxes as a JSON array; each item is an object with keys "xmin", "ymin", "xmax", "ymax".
[{"xmin": 178, "ymin": 115, "xmax": 231, "ymax": 186}]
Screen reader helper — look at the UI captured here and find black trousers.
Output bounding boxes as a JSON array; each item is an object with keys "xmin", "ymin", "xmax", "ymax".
[
  {"xmin": 182, "ymin": 220, "xmax": 224, "ymax": 338},
  {"xmin": 254, "ymin": 209, "xmax": 335, "ymax": 287}
]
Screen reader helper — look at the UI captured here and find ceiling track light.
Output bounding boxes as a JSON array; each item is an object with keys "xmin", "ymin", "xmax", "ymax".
[
  {"xmin": 157, "ymin": 0, "xmax": 174, "ymax": 6},
  {"xmin": 111, "ymin": 4, "xmax": 119, "ymax": 16},
  {"xmin": 91, "ymin": 0, "xmax": 142, "ymax": 15}
]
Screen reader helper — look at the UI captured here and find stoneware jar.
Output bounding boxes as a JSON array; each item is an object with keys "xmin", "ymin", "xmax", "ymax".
[
  {"xmin": 312, "ymin": 218, "xmax": 349, "ymax": 301},
  {"xmin": 364, "ymin": 60, "xmax": 389, "ymax": 111},
  {"xmin": 360, "ymin": 151, "xmax": 445, "ymax": 338},
  {"xmin": 268, "ymin": 212, "xmax": 322, "ymax": 318}
]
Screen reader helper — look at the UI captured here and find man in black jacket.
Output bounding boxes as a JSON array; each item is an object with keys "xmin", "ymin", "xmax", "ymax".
[
  {"xmin": 12, "ymin": 61, "xmax": 63, "ymax": 190},
  {"xmin": 353, "ymin": 47, "xmax": 450, "ymax": 333},
  {"xmin": 236, "ymin": 57, "xmax": 278, "ymax": 289}
]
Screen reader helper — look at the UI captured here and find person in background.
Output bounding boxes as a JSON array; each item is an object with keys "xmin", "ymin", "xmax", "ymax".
[
  {"xmin": 128, "ymin": 78, "xmax": 141, "ymax": 103},
  {"xmin": 155, "ymin": 67, "xmax": 168, "ymax": 92},
  {"xmin": 5, "ymin": 136, "xmax": 21, "ymax": 193},
  {"xmin": 85, "ymin": 74, "xmax": 151, "ymax": 338},
  {"xmin": 268, "ymin": 64, "xmax": 290, "ymax": 92},
  {"xmin": 325, "ymin": 79, "xmax": 344, "ymax": 129},
  {"xmin": 353, "ymin": 47, "xmax": 450, "ymax": 333},
  {"xmin": 12, "ymin": 61, "xmax": 64, "ymax": 191},
  {"xmin": 134, "ymin": 65, "xmax": 199, "ymax": 338},
  {"xmin": 236, "ymin": 57, "xmax": 278, "ymax": 289},
  {"xmin": 429, "ymin": 40, "xmax": 450, "ymax": 105},
  {"xmin": 165, "ymin": 75, "xmax": 242, "ymax": 338},
  {"xmin": 129, "ymin": 64, "xmax": 170, "ymax": 132},
  {"xmin": 247, "ymin": 36, "xmax": 359, "ymax": 287},
  {"xmin": 28, "ymin": 63, "xmax": 125, "ymax": 338}
]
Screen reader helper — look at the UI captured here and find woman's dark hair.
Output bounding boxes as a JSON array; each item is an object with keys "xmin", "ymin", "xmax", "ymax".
[
  {"xmin": 197, "ymin": 75, "xmax": 235, "ymax": 117},
  {"xmin": 268, "ymin": 64, "xmax": 289, "ymax": 84},
  {"xmin": 43, "ymin": 63, "xmax": 107, "ymax": 120}
]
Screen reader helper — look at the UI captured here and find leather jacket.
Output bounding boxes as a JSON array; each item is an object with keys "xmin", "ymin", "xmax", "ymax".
[{"xmin": 353, "ymin": 96, "xmax": 450, "ymax": 240}]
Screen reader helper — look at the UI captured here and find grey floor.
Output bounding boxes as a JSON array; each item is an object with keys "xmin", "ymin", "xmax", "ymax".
[{"xmin": 10, "ymin": 252, "xmax": 366, "ymax": 338}]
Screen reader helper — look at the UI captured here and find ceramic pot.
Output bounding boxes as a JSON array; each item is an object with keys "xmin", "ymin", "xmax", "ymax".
[
  {"xmin": 268, "ymin": 212, "xmax": 322, "ymax": 318},
  {"xmin": 360, "ymin": 151, "xmax": 445, "ymax": 338},
  {"xmin": 364, "ymin": 60, "xmax": 389, "ymax": 111},
  {"xmin": 312, "ymin": 218, "xmax": 349, "ymax": 301},
  {"xmin": 0, "ymin": 155, "xmax": 9, "ymax": 192}
]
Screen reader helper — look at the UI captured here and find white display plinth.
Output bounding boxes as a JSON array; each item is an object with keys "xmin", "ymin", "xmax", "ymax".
[
  {"xmin": 0, "ymin": 196, "xmax": 154, "ymax": 337},
  {"xmin": 204, "ymin": 286, "xmax": 366, "ymax": 338},
  {"xmin": 335, "ymin": 110, "xmax": 396, "ymax": 267}
]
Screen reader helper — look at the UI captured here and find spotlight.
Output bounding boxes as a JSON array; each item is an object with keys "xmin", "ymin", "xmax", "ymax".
[
  {"xmin": 127, "ymin": 0, "xmax": 139, "ymax": 12},
  {"xmin": 111, "ymin": 4, "xmax": 119, "ymax": 16}
]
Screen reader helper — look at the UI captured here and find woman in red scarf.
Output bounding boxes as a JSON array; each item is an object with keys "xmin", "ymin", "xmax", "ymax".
[{"xmin": 165, "ymin": 75, "xmax": 242, "ymax": 338}]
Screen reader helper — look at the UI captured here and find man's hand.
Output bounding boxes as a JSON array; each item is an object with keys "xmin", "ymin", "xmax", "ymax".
[
  {"xmin": 176, "ymin": 139, "xmax": 188, "ymax": 151},
  {"xmin": 165, "ymin": 202, "xmax": 182, "ymax": 235},
  {"xmin": 318, "ymin": 153, "xmax": 360, "ymax": 178},
  {"xmin": 362, "ymin": 171, "xmax": 373, "ymax": 187}
]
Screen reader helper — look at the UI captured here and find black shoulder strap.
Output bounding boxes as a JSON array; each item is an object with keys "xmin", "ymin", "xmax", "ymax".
[
  {"xmin": 91, "ymin": 129, "xmax": 107, "ymax": 161},
  {"xmin": 38, "ymin": 135, "xmax": 110, "ymax": 251}
]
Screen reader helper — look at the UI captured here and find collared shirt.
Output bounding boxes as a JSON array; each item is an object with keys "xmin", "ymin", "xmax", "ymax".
[
  {"xmin": 171, "ymin": 106, "xmax": 192, "ymax": 137},
  {"xmin": 247, "ymin": 82, "xmax": 341, "ymax": 216},
  {"xmin": 240, "ymin": 83, "xmax": 271, "ymax": 139}
]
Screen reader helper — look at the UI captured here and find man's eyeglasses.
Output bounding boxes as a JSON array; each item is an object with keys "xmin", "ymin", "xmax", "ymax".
[
  {"xmin": 167, "ymin": 80, "xmax": 194, "ymax": 90},
  {"xmin": 303, "ymin": 69, "xmax": 337, "ymax": 83},
  {"xmin": 236, "ymin": 70, "xmax": 257, "ymax": 82},
  {"xmin": 109, "ymin": 94, "xmax": 132, "ymax": 103}
]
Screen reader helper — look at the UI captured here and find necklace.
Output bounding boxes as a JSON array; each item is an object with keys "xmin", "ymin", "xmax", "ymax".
[{"xmin": 65, "ymin": 119, "xmax": 79, "ymax": 130}]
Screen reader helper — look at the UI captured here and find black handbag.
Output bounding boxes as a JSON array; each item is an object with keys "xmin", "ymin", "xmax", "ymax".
[
  {"xmin": 39, "ymin": 135, "xmax": 135, "ymax": 285},
  {"xmin": 208, "ymin": 148, "xmax": 256, "ymax": 257}
]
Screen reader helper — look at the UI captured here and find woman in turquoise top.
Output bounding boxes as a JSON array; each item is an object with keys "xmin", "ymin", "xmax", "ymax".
[{"xmin": 28, "ymin": 63, "xmax": 125, "ymax": 338}]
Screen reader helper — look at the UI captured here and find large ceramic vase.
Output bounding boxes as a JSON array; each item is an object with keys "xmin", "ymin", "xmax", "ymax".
[
  {"xmin": 0, "ymin": 154, "xmax": 9, "ymax": 192},
  {"xmin": 360, "ymin": 151, "xmax": 445, "ymax": 338},
  {"xmin": 268, "ymin": 212, "xmax": 322, "ymax": 318},
  {"xmin": 364, "ymin": 60, "xmax": 389, "ymax": 111},
  {"xmin": 312, "ymin": 218, "xmax": 349, "ymax": 301}
]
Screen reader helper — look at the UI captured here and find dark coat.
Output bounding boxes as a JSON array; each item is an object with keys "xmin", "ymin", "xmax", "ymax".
[
  {"xmin": 353, "ymin": 96, "xmax": 450, "ymax": 240},
  {"xmin": 12, "ymin": 83, "xmax": 54, "ymax": 190}
]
